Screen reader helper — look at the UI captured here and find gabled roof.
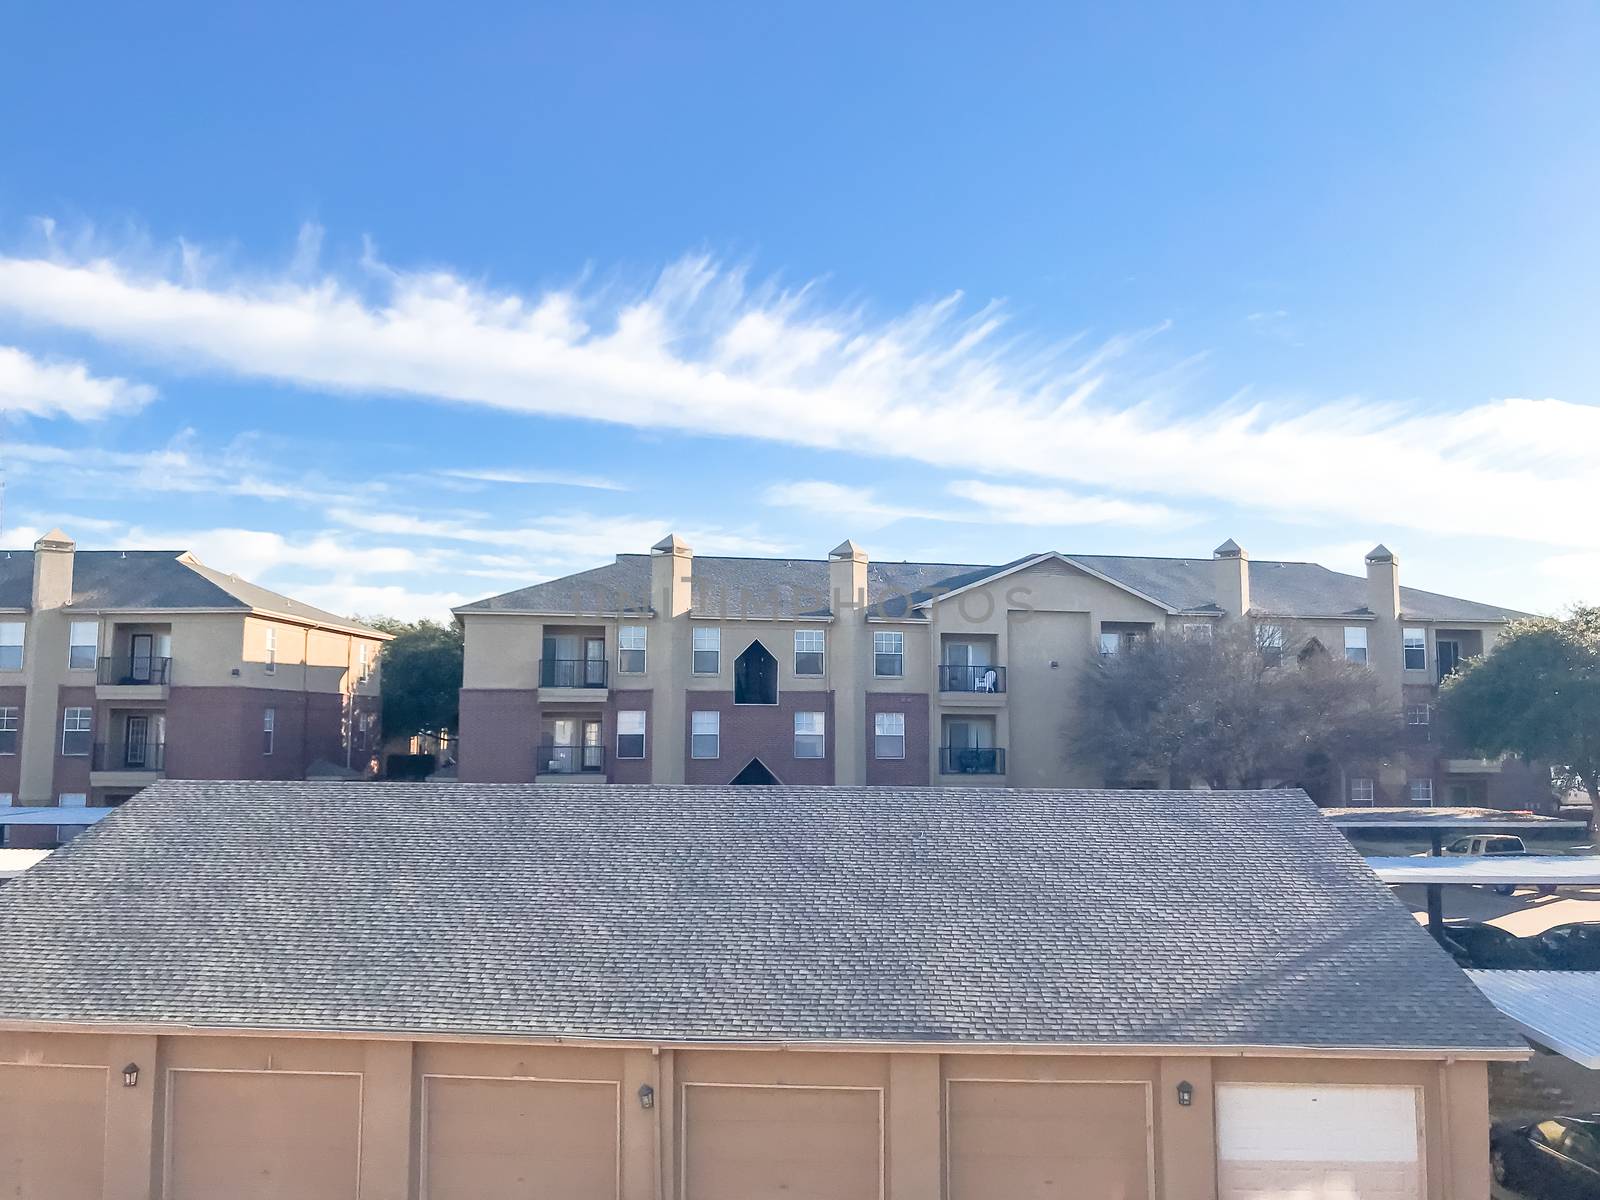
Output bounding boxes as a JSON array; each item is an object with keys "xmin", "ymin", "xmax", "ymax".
[
  {"xmin": 455, "ymin": 550, "xmax": 1531, "ymax": 624},
  {"xmin": 0, "ymin": 549, "xmax": 385, "ymax": 636},
  {"xmin": 0, "ymin": 781, "xmax": 1521, "ymax": 1052}
]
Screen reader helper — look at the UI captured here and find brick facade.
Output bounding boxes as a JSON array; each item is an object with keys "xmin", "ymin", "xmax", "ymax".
[
  {"xmin": 681, "ymin": 692, "xmax": 834, "ymax": 786},
  {"xmin": 864, "ymin": 693, "xmax": 930, "ymax": 786}
]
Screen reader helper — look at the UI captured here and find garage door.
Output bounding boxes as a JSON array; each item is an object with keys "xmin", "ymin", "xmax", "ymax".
[
  {"xmin": 682, "ymin": 1083, "xmax": 881, "ymax": 1199},
  {"xmin": 946, "ymin": 1079, "xmax": 1151, "ymax": 1200},
  {"xmin": 424, "ymin": 1075, "xmax": 619, "ymax": 1199},
  {"xmin": 1215, "ymin": 1084, "xmax": 1422, "ymax": 1200},
  {"xmin": 0, "ymin": 1064, "xmax": 105, "ymax": 1200},
  {"xmin": 165, "ymin": 1069, "xmax": 360, "ymax": 1200}
]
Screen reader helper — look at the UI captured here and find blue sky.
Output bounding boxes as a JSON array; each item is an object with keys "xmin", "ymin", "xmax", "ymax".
[{"xmin": 1, "ymin": 2, "xmax": 1597, "ymax": 619}]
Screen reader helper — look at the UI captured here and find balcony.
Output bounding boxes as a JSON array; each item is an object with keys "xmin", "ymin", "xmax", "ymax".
[
  {"xmin": 939, "ymin": 746, "xmax": 1006, "ymax": 776},
  {"xmin": 96, "ymin": 655, "xmax": 172, "ymax": 701},
  {"xmin": 538, "ymin": 658, "xmax": 609, "ymax": 701},
  {"xmin": 90, "ymin": 739, "xmax": 167, "ymax": 787},
  {"xmin": 535, "ymin": 744, "xmax": 606, "ymax": 777},
  {"xmin": 938, "ymin": 664, "xmax": 1006, "ymax": 696}
]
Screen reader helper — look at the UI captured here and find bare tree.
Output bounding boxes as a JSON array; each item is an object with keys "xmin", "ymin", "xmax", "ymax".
[{"xmin": 1075, "ymin": 620, "xmax": 1405, "ymax": 799}]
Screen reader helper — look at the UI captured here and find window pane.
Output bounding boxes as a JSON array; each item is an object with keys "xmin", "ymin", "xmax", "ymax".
[
  {"xmin": 618, "ymin": 627, "xmax": 646, "ymax": 672},
  {"xmin": 61, "ymin": 706, "xmax": 92, "ymax": 756},
  {"xmin": 1344, "ymin": 626, "xmax": 1368, "ymax": 664},
  {"xmin": 0, "ymin": 622, "xmax": 22, "ymax": 671},
  {"xmin": 1351, "ymin": 778, "xmax": 1374, "ymax": 802},
  {"xmin": 1099, "ymin": 632, "xmax": 1121, "ymax": 656},
  {"xmin": 873, "ymin": 715, "xmax": 906, "ymax": 760},
  {"xmin": 68, "ymin": 620, "xmax": 98, "ymax": 670},
  {"xmin": 1403, "ymin": 627, "xmax": 1427, "ymax": 670},
  {"xmin": 693, "ymin": 627, "xmax": 720, "ymax": 649},
  {"xmin": 0, "ymin": 706, "xmax": 17, "ymax": 755},
  {"xmin": 691, "ymin": 710, "xmax": 719, "ymax": 759},
  {"xmin": 794, "ymin": 631, "xmax": 825, "ymax": 676},
  {"xmin": 692, "ymin": 649, "xmax": 720, "ymax": 674},
  {"xmin": 794, "ymin": 711, "xmax": 825, "ymax": 758},
  {"xmin": 618, "ymin": 710, "xmax": 646, "ymax": 758}
]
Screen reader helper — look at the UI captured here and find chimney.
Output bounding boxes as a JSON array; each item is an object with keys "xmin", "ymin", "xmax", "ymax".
[
  {"xmin": 1212, "ymin": 538, "xmax": 1250, "ymax": 617},
  {"xmin": 828, "ymin": 539, "xmax": 868, "ymax": 613},
  {"xmin": 1365, "ymin": 544, "xmax": 1400, "ymax": 620},
  {"xmin": 650, "ymin": 533, "xmax": 693, "ymax": 618},
  {"xmin": 31, "ymin": 528, "xmax": 75, "ymax": 611}
]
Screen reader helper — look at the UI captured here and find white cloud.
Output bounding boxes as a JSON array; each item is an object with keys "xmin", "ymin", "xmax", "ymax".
[
  {"xmin": 437, "ymin": 467, "xmax": 626, "ymax": 491},
  {"xmin": 0, "ymin": 345, "xmax": 154, "ymax": 419},
  {"xmin": 1, "ymin": 236, "xmax": 1598, "ymax": 551},
  {"xmin": 281, "ymin": 582, "xmax": 471, "ymax": 624},
  {"xmin": 761, "ymin": 481, "xmax": 951, "ymax": 528},
  {"xmin": 765, "ymin": 478, "xmax": 1177, "ymax": 529}
]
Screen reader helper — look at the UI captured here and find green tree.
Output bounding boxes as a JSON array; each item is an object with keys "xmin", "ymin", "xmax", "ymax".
[
  {"xmin": 364, "ymin": 617, "xmax": 464, "ymax": 740},
  {"xmin": 1440, "ymin": 608, "xmax": 1600, "ymax": 825},
  {"xmin": 1075, "ymin": 620, "xmax": 1405, "ymax": 799}
]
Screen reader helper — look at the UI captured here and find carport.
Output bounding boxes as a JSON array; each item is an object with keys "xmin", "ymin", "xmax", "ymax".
[{"xmin": 1466, "ymin": 971, "xmax": 1600, "ymax": 1070}]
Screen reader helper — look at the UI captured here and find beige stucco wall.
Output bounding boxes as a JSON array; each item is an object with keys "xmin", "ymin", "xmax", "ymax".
[{"xmin": 0, "ymin": 1030, "xmax": 1496, "ymax": 1200}]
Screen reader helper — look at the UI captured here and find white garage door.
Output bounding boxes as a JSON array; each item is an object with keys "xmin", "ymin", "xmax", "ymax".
[{"xmin": 1215, "ymin": 1084, "xmax": 1422, "ymax": 1200}]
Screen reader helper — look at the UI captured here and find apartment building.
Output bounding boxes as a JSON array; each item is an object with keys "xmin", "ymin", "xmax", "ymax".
[
  {"xmin": 455, "ymin": 534, "xmax": 1546, "ymax": 807},
  {"xmin": 0, "ymin": 530, "xmax": 387, "ymax": 837}
]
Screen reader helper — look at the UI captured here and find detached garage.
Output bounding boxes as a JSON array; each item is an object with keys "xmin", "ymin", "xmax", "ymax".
[{"xmin": 0, "ymin": 781, "xmax": 1526, "ymax": 1200}]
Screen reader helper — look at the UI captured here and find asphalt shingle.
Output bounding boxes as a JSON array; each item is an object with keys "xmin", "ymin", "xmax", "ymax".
[{"xmin": 0, "ymin": 781, "xmax": 1522, "ymax": 1051}]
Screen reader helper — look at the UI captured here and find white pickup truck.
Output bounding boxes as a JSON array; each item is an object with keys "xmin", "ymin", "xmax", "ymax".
[{"xmin": 1441, "ymin": 834, "xmax": 1529, "ymax": 857}]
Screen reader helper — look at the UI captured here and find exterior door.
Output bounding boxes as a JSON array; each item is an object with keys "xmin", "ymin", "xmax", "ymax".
[
  {"xmin": 581, "ymin": 719, "xmax": 603, "ymax": 771},
  {"xmin": 129, "ymin": 633, "xmax": 154, "ymax": 682},
  {"xmin": 124, "ymin": 715, "xmax": 149, "ymax": 767},
  {"xmin": 1437, "ymin": 640, "xmax": 1461, "ymax": 681},
  {"xmin": 584, "ymin": 637, "xmax": 606, "ymax": 687}
]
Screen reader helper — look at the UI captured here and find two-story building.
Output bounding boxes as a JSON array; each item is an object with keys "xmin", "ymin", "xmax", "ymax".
[
  {"xmin": 0, "ymin": 530, "xmax": 387, "ymax": 838},
  {"xmin": 455, "ymin": 534, "xmax": 1542, "ymax": 807}
]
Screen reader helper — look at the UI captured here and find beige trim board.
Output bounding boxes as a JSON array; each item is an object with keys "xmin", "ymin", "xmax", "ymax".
[
  {"xmin": 0, "ymin": 1020, "xmax": 1532, "ymax": 1061},
  {"xmin": 678, "ymin": 1080, "xmax": 886, "ymax": 1200}
]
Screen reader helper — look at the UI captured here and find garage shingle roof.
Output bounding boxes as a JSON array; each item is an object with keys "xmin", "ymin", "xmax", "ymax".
[{"xmin": 0, "ymin": 782, "xmax": 1520, "ymax": 1052}]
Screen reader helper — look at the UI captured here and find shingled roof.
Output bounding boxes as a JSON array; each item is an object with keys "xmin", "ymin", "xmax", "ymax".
[
  {"xmin": 455, "ymin": 551, "xmax": 1528, "ymax": 623},
  {"xmin": 0, "ymin": 781, "xmax": 1521, "ymax": 1052},
  {"xmin": 0, "ymin": 549, "xmax": 383, "ymax": 636}
]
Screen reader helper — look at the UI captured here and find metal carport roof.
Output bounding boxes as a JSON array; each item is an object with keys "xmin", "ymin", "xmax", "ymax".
[
  {"xmin": 1366, "ymin": 856, "xmax": 1600, "ymax": 886},
  {"xmin": 1467, "ymin": 971, "xmax": 1600, "ymax": 1069}
]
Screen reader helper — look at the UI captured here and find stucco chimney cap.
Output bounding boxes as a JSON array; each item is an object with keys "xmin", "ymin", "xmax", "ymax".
[
  {"xmin": 1212, "ymin": 538, "xmax": 1246, "ymax": 559},
  {"xmin": 34, "ymin": 528, "xmax": 75, "ymax": 550},
  {"xmin": 829, "ymin": 538, "xmax": 867, "ymax": 561},
  {"xmin": 651, "ymin": 534, "xmax": 692, "ymax": 555},
  {"xmin": 1365, "ymin": 544, "xmax": 1396, "ymax": 564}
]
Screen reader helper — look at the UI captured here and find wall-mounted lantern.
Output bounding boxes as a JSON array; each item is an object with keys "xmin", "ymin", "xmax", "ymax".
[
  {"xmin": 122, "ymin": 1063, "xmax": 140, "ymax": 1088},
  {"xmin": 638, "ymin": 1084, "xmax": 655, "ymax": 1110},
  {"xmin": 1176, "ymin": 1080, "xmax": 1194, "ymax": 1107}
]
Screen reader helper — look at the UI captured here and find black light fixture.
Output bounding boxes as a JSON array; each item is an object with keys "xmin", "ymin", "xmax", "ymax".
[
  {"xmin": 122, "ymin": 1063, "xmax": 140, "ymax": 1088},
  {"xmin": 1176, "ymin": 1080, "xmax": 1193, "ymax": 1107},
  {"xmin": 637, "ymin": 1083, "xmax": 655, "ymax": 1110}
]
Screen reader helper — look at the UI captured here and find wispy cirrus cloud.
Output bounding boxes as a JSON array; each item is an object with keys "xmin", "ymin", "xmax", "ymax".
[
  {"xmin": 764, "ymin": 478, "xmax": 1179, "ymax": 529},
  {"xmin": 1, "ymin": 227, "xmax": 1598, "ymax": 552},
  {"xmin": 437, "ymin": 466, "xmax": 626, "ymax": 491},
  {"xmin": 0, "ymin": 345, "xmax": 154, "ymax": 419}
]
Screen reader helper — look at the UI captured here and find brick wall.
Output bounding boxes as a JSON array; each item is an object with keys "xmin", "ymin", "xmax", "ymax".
[
  {"xmin": 608, "ymin": 690, "xmax": 654, "ymax": 784},
  {"xmin": 681, "ymin": 691, "xmax": 833, "ymax": 785},
  {"xmin": 865, "ymin": 693, "xmax": 930, "ymax": 786},
  {"xmin": 457, "ymin": 689, "xmax": 538, "ymax": 783}
]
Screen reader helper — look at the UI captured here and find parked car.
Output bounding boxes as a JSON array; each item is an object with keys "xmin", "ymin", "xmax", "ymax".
[
  {"xmin": 1536, "ymin": 923, "xmax": 1600, "ymax": 971},
  {"xmin": 1442, "ymin": 834, "xmax": 1530, "ymax": 857},
  {"xmin": 1439, "ymin": 921, "xmax": 1545, "ymax": 970},
  {"xmin": 1492, "ymin": 1115, "xmax": 1600, "ymax": 1198}
]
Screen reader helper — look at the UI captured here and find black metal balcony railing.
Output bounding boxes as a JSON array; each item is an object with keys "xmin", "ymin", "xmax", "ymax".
[
  {"xmin": 536, "ymin": 744, "xmax": 605, "ymax": 775},
  {"xmin": 97, "ymin": 656, "xmax": 173, "ymax": 685},
  {"xmin": 92, "ymin": 741, "xmax": 167, "ymax": 771},
  {"xmin": 938, "ymin": 664, "xmax": 1006, "ymax": 693},
  {"xmin": 539, "ymin": 658, "xmax": 608, "ymax": 688},
  {"xmin": 940, "ymin": 746, "xmax": 1006, "ymax": 775}
]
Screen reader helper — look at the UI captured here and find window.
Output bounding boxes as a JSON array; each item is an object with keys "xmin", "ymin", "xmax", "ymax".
[
  {"xmin": 58, "ymin": 793, "xmax": 87, "ymax": 807},
  {"xmin": 68, "ymin": 620, "xmax": 98, "ymax": 670},
  {"xmin": 874, "ymin": 631, "xmax": 904, "ymax": 677},
  {"xmin": 1182, "ymin": 623, "xmax": 1213, "ymax": 640},
  {"xmin": 262, "ymin": 707, "xmax": 276, "ymax": 755},
  {"xmin": 357, "ymin": 643, "xmax": 371, "ymax": 684},
  {"xmin": 733, "ymin": 641, "xmax": 779, "ymax": 704},
  {"xmin": 794, "ymin": 629, "xmax": 825, "ymax": 676},
  {"xmin": 1098, "ymin": 632, "xmax": 1121, "ymax": 656},
  {"xmin": 61, "ymin": 707, "xmax": 92, "ymax": 756},
  {"xmin": 0, "ymin": 622, "xmax": 22, "ymax": 671},
  {"xmin": 264, "ymin": 626, "xmax": 278, "ymax": 675},
  {"xmin": 794, "ymin": 711, "xmax": 825, "ymax": 759},
  {"xmin": 0, "ymin": 706, "xmax": 16, "ymax": 756},
  {"xmin": 0, "ymin": 793, "xmax": 10, "ymax": 808},
  {"xmin": 1403, "ymin": 627, "xmax": 1426, "ymax": 671},
  {"xmin": 874, "ymin": 712, "xmax": 906, "ymax": 760},
  {"xmin": 1257, "ymin": 623, "xmax": 1285, "ymax": 667},
  {"xmin": 1350, "ymin": 777, "xmax": 1375, "ymax": 803},
  {"xmin": 1410, "ymin": 778, "xmax": 1434, "ymax": 805},
  {"xmin": 692, "ymin": 627, "xmax": 721, "ymax": 675},
  {"xmin": 690, "ymin": 711, "xmax": 720, "ymax": 759},
  {"xmin": 618, "ymin": 626, "xmax": 647, "ymax": 674},
  {"xmin": 617, "ymin": 710, "xmax": 646, "ymax": 759},
  {"xmin": 1343, "ymin": 626, "xmax": 1368, "ymax": 665},
  {"xmin": 1406, "ymin": 703, "xmax": 1431, "ymax": 726}
]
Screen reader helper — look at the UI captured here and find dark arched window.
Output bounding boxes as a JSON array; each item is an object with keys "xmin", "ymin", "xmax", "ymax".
[
  {"xmin": 731, "ymin": 758, "xmax": 779, "ymax": 785},
  {"xmin": 734, "ymin": 640, "xmax": 778, "ymax": 705}
]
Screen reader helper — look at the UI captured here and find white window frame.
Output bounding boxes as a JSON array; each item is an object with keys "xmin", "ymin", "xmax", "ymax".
[
  {"xmin": 1403, "ymin": 627, "xmax": 1427, "ymax": 671},
  {"xmin": 1256, "ymin": 623, "xmax": 1285, "ymax": 665},
  {"xmin": 794, "ymin": 629, "xmax": 825, "ymax": 677},
  {"xmin": 0, "ymin": 621, "xmax": 23, "ymax": 671},
  {"xmin": 690, "ymin": 710, "xmax": 720, "ymax": 759},
  {"xmin": 264, "ymin": 626, "xmax": 278, "ymax": 675},
  {"xmin": 0, "ymin": 705, "xmax": 16, "ymax": 756},
  {"xmin": 873, "ymin": 631, "xmax": 904, "ymax": 678},
  {"xmin": 357, "ymin": 643, "xmax": 371, "ymax": 684},
  {"xmin": 618, "ymin": 626, "xmax": 647, "ymax": 675},
  {"xmin": 1406, "ymin": 703, "xmax": 1431, "ymax": 726},
  {"xmin": 1343, "ymin": 625, "xmax": 1368, "ymax": 665},
  {"xmin": 1410, "ymin": 778, "xmax": 1434, "ymax": 805},
  {"xmin": 1350, "ymin": 777, "xmax": 1375, "ymax": 803},
  {"xmin": 616, "ymin": 710, "xmax": 646, "ymax": 759},
  {"xmin": 874, "ymin": 711, "xmax": 906, "ymax": 760},
  {"xmin": 1098, "ymin": 632, "xmax": 1122, "ymax": 657},
  {"xmin": 262, "ymin": 706, "xmax": 276, "ymax": 755},
  {"xmin": 793, "ymin": 711, "xmax": 826, "ymax": 759},
  {"xmin": 57, "ymin": 793, "xmax": 87, "ymax": 807},
  {"xmin": 68, "ymin": 620, "xmax": 98, "ymax": 671},
  {"xmin": 61, "ymin": 706, "xmax": 92, "ymax": 756},
  {"xmin": 1182, "ymin": 623, "xmax": 1214, "ymax": 640},
  {"xmin": 691, "ymin": 627, "xmax": 721, "ymax": 675}
]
